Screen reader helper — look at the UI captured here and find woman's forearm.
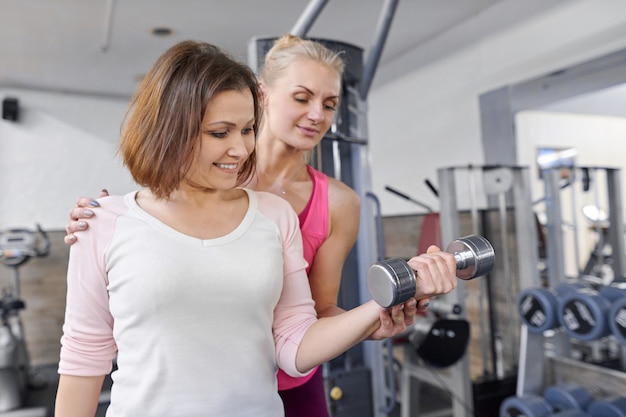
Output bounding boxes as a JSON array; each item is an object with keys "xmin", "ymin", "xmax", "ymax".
[
  {"xmin": 55, "ymin": 374, "xmax": 105, "ymax": 417},
  {"xmin": 296, "ymin": 300, "xmax": 381, "ymax": 372}
]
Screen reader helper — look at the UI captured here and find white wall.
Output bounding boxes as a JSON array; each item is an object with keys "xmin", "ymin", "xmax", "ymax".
[
  {"xmin": 3, "ymin": 0, "xmax": 626, "ymax": 228},
  {"xmin": 0, "ymin": 89, "xmax": 136, "ymax": 229},
  {"xmin": 368, "ymin": 0, "xmax": 626, "ymax": 216}
]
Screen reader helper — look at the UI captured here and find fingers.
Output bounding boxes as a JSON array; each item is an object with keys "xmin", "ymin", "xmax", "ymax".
[
  {"xmin": 73, "ymin": 196, "xmax": 101, "ymax": 212},
  {"xmin": 65, "ymin": 194, "xmax": 102, "ymax": 246},
  {"xmin": 389, "ymin": 305, "xmax": 407, "ymax": 330},
  {"xmin": 98, "ymin": 189, "xmax": 109, "ymax": 198},
  {"xmin": 426, "ymin": 244, "xmax": 441, "ymax": 254},
  {"xmin": 66, "ymin": 219, "xmax": 90, "ymax": 234},
  {"xmin": 416, "ymin": 297, "xmax": 430, "ymax": 313},
  {"xmin": 388, "ymin": 299, "xmax": 417, "ymax": 328},
  {"xmin": 65, "ymin": 220, "xmax": 89, "ymax": 246},
  {"xmin": 407, "ymin": 248, "xmax": 457, "ymax": 299},
  {"xmin": 69, "ymin": 206, "xmax": 97, "ymax": 222},
  {"xmin": 401, "ymin": 298, "xmax": 418, "ymax": 325},
  {"xmin": 64, "ymin": 234, "xmax": 77, "ymax": 245},
  {"xmin": 370, "ymin": 301, "xmax": 415, "ymax": 340}
]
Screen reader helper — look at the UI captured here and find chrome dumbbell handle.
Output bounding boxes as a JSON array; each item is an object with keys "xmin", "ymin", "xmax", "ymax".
[{"xmin": 367, "ymin": 235, "xmax": 495, "ymax": 308}]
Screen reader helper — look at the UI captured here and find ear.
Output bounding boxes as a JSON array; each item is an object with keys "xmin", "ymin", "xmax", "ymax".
[{"xmin": 258, "ymin": 82, "xmax": 268, "ymax": 107}]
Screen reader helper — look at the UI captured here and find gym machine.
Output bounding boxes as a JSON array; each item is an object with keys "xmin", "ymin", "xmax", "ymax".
[
  {"xmin": 428, "ymin": 165, "xmax": 539, "ymax": 417},
  {"xmin": 511, "ymin": 166, "xmax": 626, "ymax": 417},
  {"xmin": 0, "ymin": 225, "xmax": 49, "ymax": 417},
  {"xmin": 248, "ymin": 1, "xmax": 405, "ymax": 416}
]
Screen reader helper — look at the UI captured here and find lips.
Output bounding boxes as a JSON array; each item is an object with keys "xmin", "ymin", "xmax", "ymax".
[
  {"xmin": 214, "ymin": 163, "xmax": 238, "ymax": 170},
  {"xmin": 298, "ymin": 125, "xmax": 320, "ymax": 137}
]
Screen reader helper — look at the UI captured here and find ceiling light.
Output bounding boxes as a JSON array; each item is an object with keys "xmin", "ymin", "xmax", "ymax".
[{"xmin": 151, "ymin": 27, "xmax": 173, "ymax": 37}]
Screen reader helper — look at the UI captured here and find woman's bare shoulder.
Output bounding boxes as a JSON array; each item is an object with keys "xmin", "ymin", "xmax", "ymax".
[{"xmin": 326, "ymin": 177, "xmax": 360, "ymax": 214}]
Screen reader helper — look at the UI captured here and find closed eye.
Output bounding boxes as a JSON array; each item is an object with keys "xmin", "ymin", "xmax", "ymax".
[{"xmin": 209, "ymin": 131, "xmax": 228, "ymax": 138}]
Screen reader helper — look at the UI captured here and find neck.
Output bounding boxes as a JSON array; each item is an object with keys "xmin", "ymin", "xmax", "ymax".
[{"xmin": 255, "ymin": 132, "xmax": 308, "ymax": 180}]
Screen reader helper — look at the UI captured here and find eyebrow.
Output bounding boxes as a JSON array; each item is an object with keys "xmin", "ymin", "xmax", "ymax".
[
  {"xmin": 295, "ymin": 85, "xmax": 339, "ymax": 100},
  {"xmin": 206, "ymin": 118, "xmax": 255, "ymax": 128}
]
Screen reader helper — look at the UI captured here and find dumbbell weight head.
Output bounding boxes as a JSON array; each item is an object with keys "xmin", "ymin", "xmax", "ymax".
[
  {"xmin": 587, "ymin": 397, "xmax": 626, "ymax": 417},
  {"xmin": 367, "ymin": 235, "xmax": 495, "ymax": 308},
  {"xmin": 558, "ymin": 283, "xmax": 626, "ymax": 341},
  {"xmin": 548, "ymin": 410, "xmax": 591, "ymax": 417},
  {"xmin": 609, "ymin": 296, "xmax": 626, "ymax": 345},
  {"xmin": 544, "ymin": 383, "xmax": 594, "ymax": 412},
  {"xmin": 366, "ymin": 258, "xmax": 416, "ymax": 308},
  {"xmin": 447, "ymin": 234, "xmax": 495, "ymax": 279},
  {"xmin": 517, "ymin": 283, "xmax": 589, "ymax": 334},
  {"xmin": 500, "ymin": 394, "xmax": 553, "ymax": 417}
]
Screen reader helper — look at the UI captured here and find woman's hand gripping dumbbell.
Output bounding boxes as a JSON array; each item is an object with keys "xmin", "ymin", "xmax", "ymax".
[{"xmin": 367, "ymin": 235, "xmax": 496, "ymax": 308}]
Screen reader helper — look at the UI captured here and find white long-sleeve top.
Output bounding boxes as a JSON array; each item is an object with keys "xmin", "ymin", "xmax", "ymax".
[{"xmin": 58, "ymin": 189, "xmax": 317, "ymax": 416}]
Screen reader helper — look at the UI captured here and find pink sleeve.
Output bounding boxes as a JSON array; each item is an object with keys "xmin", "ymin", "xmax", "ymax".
[
  {"xmin": 58, "ymin": 196, "xmax": 126, "ymax": 376},
  {"xmin": 256, "ymin": 192, "xmax": 318, "ymax": 378}
]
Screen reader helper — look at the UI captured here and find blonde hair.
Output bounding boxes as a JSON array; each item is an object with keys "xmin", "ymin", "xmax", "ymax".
[{"xmin": 259, "ymin": 34, "xmax": 345, "ymax": 86}]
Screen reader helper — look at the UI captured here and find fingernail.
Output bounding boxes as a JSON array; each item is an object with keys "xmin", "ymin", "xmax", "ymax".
[
  {"xmin": 68, "ymin": 235, "xmax": 76, "ymax": 242},
  {"xmin": 89, "ymin": 200, "xmax": 100, "ymax": 207},
  {"xmin": 78, "ymin": 221, "xmax": 87, "ymax": 229},
  {"xmin": 422, "ymin": 301, "xmax": 430, "ymax": 308},
  {"xmin": 83, "ymin": 209, "xmax": 94, "ymax": 217}
]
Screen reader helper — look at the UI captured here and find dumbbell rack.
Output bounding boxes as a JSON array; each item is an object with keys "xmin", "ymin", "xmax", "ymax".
[{"xmin": 517, "ymin": 166, "xmax": 626, "ymax": 403}]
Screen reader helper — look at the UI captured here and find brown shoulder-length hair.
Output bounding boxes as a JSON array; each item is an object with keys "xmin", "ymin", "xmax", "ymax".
[{"xmin": 118, "ymin": 40, "xmax": 260, "ymax": 199}]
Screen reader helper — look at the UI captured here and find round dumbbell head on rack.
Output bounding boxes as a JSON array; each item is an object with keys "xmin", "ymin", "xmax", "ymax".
[
  {"xmin": 587, "ymin": 396, "xmax": 626, "ymax": 417},
  {"xmin": 517, "ymin": 283, "xmax": 588, "ymax": 334},
  {"xmin": 500, "ymin": 394, "xmax": 553, "ymax": 417},
  {"xmin": 609, "ymin": 296, "xmax": 626, "ymax": 345},
  {"xmin": 558, "ymin": 284, "xmax": 626, "ymax": 342},
  {"xmin": 544, "ymin": 383, "xmax": 594, "ymax": 412}
]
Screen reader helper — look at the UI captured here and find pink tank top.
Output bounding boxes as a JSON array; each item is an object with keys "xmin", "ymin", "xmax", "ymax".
[{"xmin": 277, "ymin": 165, "xmax": 329, "ymax": 390}]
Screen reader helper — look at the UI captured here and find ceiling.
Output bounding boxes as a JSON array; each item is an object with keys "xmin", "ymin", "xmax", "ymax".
[
  {"xmin": 539, "ymin": 83, "xmax": 626, "ymax": 119},
  {"xmin": 0, "ymin": 0, "xmax": 573, "ymax": 100}
]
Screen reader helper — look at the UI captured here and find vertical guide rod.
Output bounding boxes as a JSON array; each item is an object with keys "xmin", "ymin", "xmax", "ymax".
[
  {"xmin": 289, "ymin": 0, "xmax": 330, "ymax": 37},
  {"xmin": 359, "ymin": 0, "xmax": 399, "ymax": 100},
  {"xmin": 606, "ymin": 168, "xmax": 626, "ymax": 279},
  {"xmin": 468, "ymin": 166, "xmax": 491, "ymax": 378},
  {"xmin": 101, "ymin": 0, "xmax": 117, "ymax": 52}
]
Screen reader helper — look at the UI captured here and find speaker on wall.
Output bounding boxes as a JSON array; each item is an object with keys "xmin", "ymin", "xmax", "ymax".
[{"xmin": 2, "ymin": 97, "xmax": 19, "ymax": 121}]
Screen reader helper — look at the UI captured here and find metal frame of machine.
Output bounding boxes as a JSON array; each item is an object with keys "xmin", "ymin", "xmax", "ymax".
[{"xmin": 248, "ymin": 1, "xmax": 402, "ymax": 416}]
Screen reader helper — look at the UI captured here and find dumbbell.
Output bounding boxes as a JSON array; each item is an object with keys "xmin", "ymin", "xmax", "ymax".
[
  {"xmin": 500, "ymin": 384, "xmax": 594, "ymax": 417},
  {"xmin": 500, "ymin": 394, "xmax": 553, "ymax": 417},
  {"xmin": 588, "ymin": 397, "xmax": 626, "ymax": 417},
  {"xmin": 558, "ymin": 283, "xmax": 626, "ymax": 341},
  {"xmin": 517, "ymin": 282, "xmax": 590, "ymax": 334},
  {"xmin": 367, "ymin": 235, "xmax": 495, "ymax": 308},
  {"xmin": 609, "ymin": 296, "xmax": 626, "ymax": 345},
  {"xmin": 544, "ymin": 384, "xmax": 594, "ymax": 412}
]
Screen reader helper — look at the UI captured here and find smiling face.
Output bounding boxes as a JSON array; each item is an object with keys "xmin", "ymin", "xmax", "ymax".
[
  {"xmin": 262, "ymin": 59, "xmax": 341, "ymax": 151},
  {"xmin": 183, "ymin": 88, "xmax": 256, "ymax": 192}
]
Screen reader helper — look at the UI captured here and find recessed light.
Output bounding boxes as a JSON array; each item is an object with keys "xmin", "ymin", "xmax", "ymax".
[{"xmin": 151, "ymin": 27, "xmax": 173, "ymax": 37}]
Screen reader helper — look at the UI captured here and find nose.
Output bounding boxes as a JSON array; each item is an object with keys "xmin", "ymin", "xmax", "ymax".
[
  {"xmin": 308, "ymin": 102, "xmax": 325, "ymax": 124},
  {"xmin": 227, "ymin": 132, "xmax": 253, "ymax": 158}
]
